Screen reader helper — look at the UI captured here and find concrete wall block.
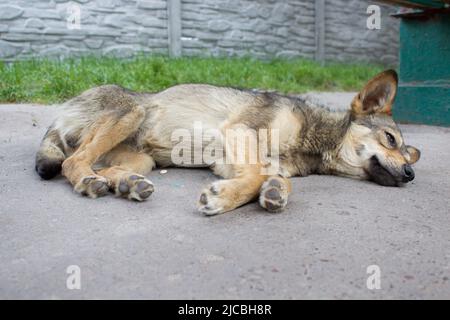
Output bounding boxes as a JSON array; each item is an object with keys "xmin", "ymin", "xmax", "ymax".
[
  {"xmin": 137, "ymin": 27, "xmax": 168, "ymax": 39},
  {"xmin": 217, "ymin": 39, "xmax": 252, "ymax": 49},
  {"xmin": 103, "ymin": 45, "xmax": 138, "ymax": 58},
  {"xmin": 323, "ymin": 0, "xmax": 399, "ymax": 65},
  {"xmin": 270, "ymin": 3, "xmax": 295, "ymax": 24},
  {"xmin": 137, "ymin": 0, "xmax": 167, "ymax": 10},
  {"xmin": 84, "ymin": 39, "xmax": 104, "ymax": 49},
  {"xmin": 40, "ymin": 44, "xmax": 71, "ymax": 58},
  {"xmin": 181, "ymin": 39, "xmax": 205, "ymax": 49},
  {"xmin": 181, "ymin": 10, "xmax": 210, "ymax": 22},
  {"xmin": 102, "ymin": 14, "xmax": 126, "ymax": 28},
  {"xmin": 1, "ymin": 32, "xmax": 42, "ymax": 42},
  {"xmin": 146, "ymin": 38, "xmax": 168, "ymax": 48},
  {"xmin": 24, "ymin": 18, "xmax": 46, "ymax": 29},
  {"xmin": 208, "ymin": 20, "xmax": 231, "ymax": 32},
  {"xmin": 0, "ymin": 39, "xmax": 25, "ymax": 58},
  {"xmin": 97, "ymin": 0, "xmax": 121, "ymax": 8},
  {"xmin": 0, "ymin": 0, "xmax": 398, "ymax": 64},
  {"xmin": 22, "ymin": 8, "xmax": 61, "ymax": 20},
  {"xmin": 241, "ymin": 4, "xmax": 260, "ymax": 19},
  {"xmin": 63, "ymin": 39, "xmax": 88, "ymax": 48},
  {"xmin": 0, "ymin": 5, "xmax": 24, "ymax": 20},
  {"xmin": 127, "ymin": 16, "xmax": 167, "ymax": 28},
  {"xmin": 295, "ymin": 15, "xmax": 315, "ymax": 25}
]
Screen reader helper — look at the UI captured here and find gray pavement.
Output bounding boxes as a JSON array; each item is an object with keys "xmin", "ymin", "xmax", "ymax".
[{"xmin": 0, "ymin": 95, "xmax": 449, "ymax": 299}]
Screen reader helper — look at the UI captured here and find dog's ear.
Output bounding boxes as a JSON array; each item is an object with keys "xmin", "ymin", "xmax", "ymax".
[
  {"xmin": 406, "ymin": 145, "xmax": 421, "ymax": 164},
  {"xmin": 351, "ymin": 69, "xmax": 398, "ymax": 116}
]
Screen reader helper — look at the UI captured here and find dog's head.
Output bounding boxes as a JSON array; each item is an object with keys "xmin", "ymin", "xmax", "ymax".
[{"xmin": 338, "ymin": 69, "xmax": 421, "ymax": 186}]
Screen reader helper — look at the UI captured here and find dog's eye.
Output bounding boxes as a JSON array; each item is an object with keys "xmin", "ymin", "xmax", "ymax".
[{"xmin": 385, "ymin": 131, "xmax": 396, "ymax": 147}]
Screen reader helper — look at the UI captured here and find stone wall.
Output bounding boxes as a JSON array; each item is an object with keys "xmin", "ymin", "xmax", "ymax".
[
  {"xmin": 0, "ymin": 0, "xmax": 399, "ymax": 65},
  {"xmin": 0, "ymin": 0, "xmax": 169, "ymax": 60},
  {"xmin": 325, "ymin": 0, "xmax": 399, "ymax": 65},
  {"xmin": 181, "ymin": 0, "xmax": 316, "ymax": 60}
]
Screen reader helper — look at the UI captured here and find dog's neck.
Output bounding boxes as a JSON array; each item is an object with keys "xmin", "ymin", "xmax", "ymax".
[
  {"xmin": 284, "ymin": 103, "xmax": 354, "ymax": 176},
  {"xmin": 307, "ymin": 108, "xmax": 367, "ymax": 177},
  {"xmin": 295, "ymin": 106, "xmax": 352, "ymax": 155}
]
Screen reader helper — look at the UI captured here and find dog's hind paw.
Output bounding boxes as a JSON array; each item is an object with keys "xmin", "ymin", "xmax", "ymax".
[
  {"xmin": 115, "ymin": 174, "xmax": 154, "ymax": 201},
  {"xmin": 259, "ymin": 176, "xmax": 289, "ymax": 213},
  {"xmin": 75, "ymin": 175, "xmax": 110, "ymax": 198}
]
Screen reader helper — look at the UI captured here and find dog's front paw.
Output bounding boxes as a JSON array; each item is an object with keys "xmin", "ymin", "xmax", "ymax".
[
  {"xmin": 74, "ymin": 175, "xmax": 110, "ymax": 198},
  {"xmin": 115, "ymin": 174, "xmax": 154, "ymax": 201},
  {"xmin": 198, "ymin": 181, "xmax": 232, "ymax": 216},
  {"xmin": 259, "ymin": 176, "xmax": 289, "ymax": 213}
]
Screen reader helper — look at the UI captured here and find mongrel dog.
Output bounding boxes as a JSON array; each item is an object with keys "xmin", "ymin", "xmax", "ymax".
[{"xmin": 35, "ymin": 69, "xmax": 420, "ymax": 215}]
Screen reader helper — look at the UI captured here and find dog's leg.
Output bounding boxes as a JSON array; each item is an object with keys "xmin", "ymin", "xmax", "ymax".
[
  {"xmin": 198, "ymin": 120, "xmax": 291, "ymax": 215},
  {"xmin": 198, "ymin": 164, "xmax": 268, "ymax": 215},
  {"xmin": 258, "ymin": 175, "xmax": 291, "ymax": 212},
  {"xmin": 62, "ymin": 105, "xmax": 145, "ymax": 198},
  {"xmin": 96, "ymin": 145, "xmax": 155, "ymax": 201}
]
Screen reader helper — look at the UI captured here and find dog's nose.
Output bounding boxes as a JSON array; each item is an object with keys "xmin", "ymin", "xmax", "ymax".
[{"xmin": 402, "ymin": 164, "xmax": 415, "ymax": 182}]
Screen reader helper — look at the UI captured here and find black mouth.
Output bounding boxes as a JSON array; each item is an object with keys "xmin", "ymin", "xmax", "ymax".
[{"xmin": 366, "ymin": 156, "xmax": 402, "ymax": 187}]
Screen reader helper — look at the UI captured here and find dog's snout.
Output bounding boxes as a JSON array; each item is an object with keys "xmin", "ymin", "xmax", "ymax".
[{"xmin": 402, "ymin": 164, "xmax": 415, "ymax": 182}]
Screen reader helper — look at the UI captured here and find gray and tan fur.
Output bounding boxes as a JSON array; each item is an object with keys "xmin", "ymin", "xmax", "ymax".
[{"xmin": 35, "ymin": 69, "xmax": 421, "ymax": 215}]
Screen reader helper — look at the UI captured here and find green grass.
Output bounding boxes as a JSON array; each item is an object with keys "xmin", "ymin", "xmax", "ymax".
[{"xmin": 0, "ymin": 56, "xmax": 384, "ymax": 104}]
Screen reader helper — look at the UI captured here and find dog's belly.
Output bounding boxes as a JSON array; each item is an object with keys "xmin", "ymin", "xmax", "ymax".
[
  {"xmin": 141, "ymin": 84, "xmax": 256, "ymax": 167},
  {"xmin": 145, "ymin": 126, "xmax": 228, "ymax": 169}
]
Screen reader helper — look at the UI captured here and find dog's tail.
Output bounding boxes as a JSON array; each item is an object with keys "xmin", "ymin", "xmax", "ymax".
[{"xmin": 35, "ymin": 126, "xmax": 66, "ymax": 180}]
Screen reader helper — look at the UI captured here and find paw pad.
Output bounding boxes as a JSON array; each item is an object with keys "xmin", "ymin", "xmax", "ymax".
[
  {"xmin": 115, "ymin": 174, "xmax": 154, "ymax": 201},
  {"xmin": 259, "ymin": 177, "xmax": 289, "ymax": 213},
  {"xmin": 75, "ymin": 175, "xmax": 109, "ymax": 198},
  {"xmin": 197, "ymin": 182, "xmax": 227, "ymax": 216}
]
